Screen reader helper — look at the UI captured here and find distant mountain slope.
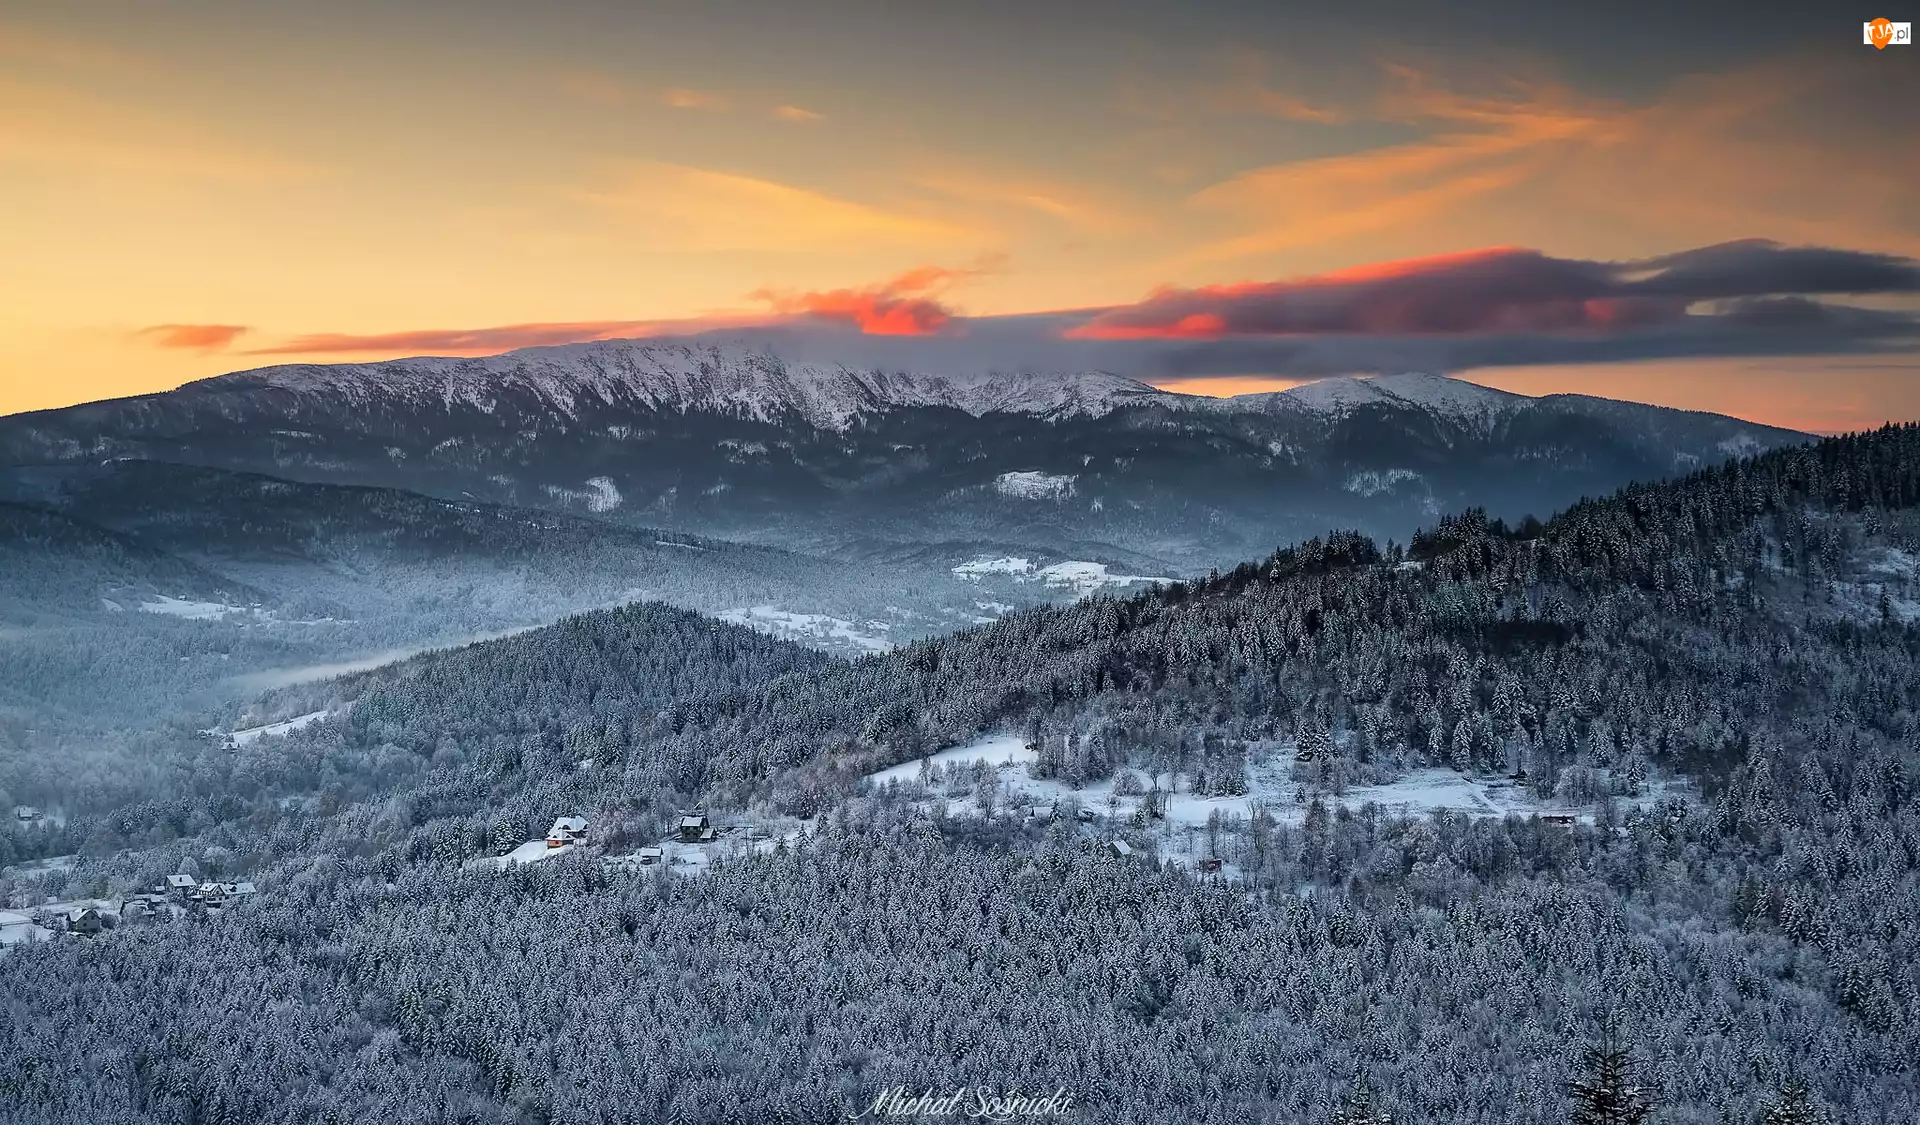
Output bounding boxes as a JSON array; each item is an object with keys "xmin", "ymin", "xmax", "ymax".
[
  {"xmin": 0, "ymin": 342, "xmax": 1810, "ymax": 569},
  {"xmin": 0, "ymin": 461, "xmax": 1108, "ymax": 729}
]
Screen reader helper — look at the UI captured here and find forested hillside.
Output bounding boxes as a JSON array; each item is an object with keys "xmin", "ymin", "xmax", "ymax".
[{"xmin": 4, "ymin": 427, "xmax": 1919, "ymax": 1124}]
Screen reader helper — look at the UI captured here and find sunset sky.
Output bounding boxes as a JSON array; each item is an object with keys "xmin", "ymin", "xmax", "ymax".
[{"xmin": 3, "ymin": 0, "xmax": 1917, "ymax": 431}]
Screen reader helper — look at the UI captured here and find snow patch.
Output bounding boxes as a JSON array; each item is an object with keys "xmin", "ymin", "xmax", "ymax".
[
  {"xmin": 952, "ymin": 556, "xmax": 1033, "ymax": 578},
  {"xmin": 1343, "ymin": 468, "xmax": 1423, "ymax": 497},
  {"xmin": 994, "ymin": 471, "xmax": 1077, "ymax": 500},
  {"xmin": 952, "ymin": 556, "xmax": 1161, "ymax": 595},
  {"xmin": 1033, "ymin": 561, "xmax": 1165, "ymax": 595},
  {"xmin": 718, "ymin": 606, "xmax": 894, "ymax": 653},
  {"xmin": 583, "ymin": 476, "xmax": 621, "ymax": 512},
  {"xmin": 867, "ymin": 734, "xmax": 1037, "ymax": 787},
  {"xmin": 139, "ymin": 596, "xmax": 250, "ymax": 620},
  {"xmin": 225, "ymin": 710, "xmax": 331, "ymax": 747}
]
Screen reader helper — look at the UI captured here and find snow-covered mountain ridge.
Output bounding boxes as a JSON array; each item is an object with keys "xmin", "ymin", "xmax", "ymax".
[
  {"xmin": 196, "ymin": 340, "xmax": 1536, "ymax": 431},
  {"xmin": 0, "ymin": 339, "xmax": 1812, "ymax": 572},
  {"xmin": 196, "ymin": 342, "xmax": 1175, "ymax": 431}
]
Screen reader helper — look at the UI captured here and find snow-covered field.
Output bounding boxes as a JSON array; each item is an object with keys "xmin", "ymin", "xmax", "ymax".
[
  {"xmin": 479, "ymin": 839, "xmax": 573, "ymax": 869},
  {"xmin": 867, "ymin": 733, "xmax": 1037, "ymax": 786},
  {"xmin": 226, "ymin": 709, "xmax": 332, "ymax": 747},
  {"xmin": 951, "ymin": 557, "xmax": 1164, "ymax": 595},
  {"xmin": 0, "ymin": 910, "xmax": 45, "ymax": 948},
  {"xmin": 993, "ymin": 471, "xmax": 1076, "ymax": 500},
  {"xmin": 718, "ymin": 606, "xmax": 894, "ymax": 653},
  {"xmin": 139, "ymin": 595, "xmax": 255, "ymax": 620},
  {"xmin": 865, "ymin": 732, "xmax": 1679, "ymax": 870}
]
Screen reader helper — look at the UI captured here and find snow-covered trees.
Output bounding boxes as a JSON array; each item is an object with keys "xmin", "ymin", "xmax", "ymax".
[
  {"xmin": 1566, "ymin": 1028, "xmax": 1654, "ymax": 1125},
  {"xmin": 5, "ymin": 425, "xmax": 1920, "ymax": 1121}
]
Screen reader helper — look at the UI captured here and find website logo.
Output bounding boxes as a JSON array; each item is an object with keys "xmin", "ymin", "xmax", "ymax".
[{"xmin": 1865, "ymin": 18, "xmax": 1912, "ymax": 47}]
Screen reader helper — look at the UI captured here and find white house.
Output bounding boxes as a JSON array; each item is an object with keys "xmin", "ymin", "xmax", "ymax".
[
  {"xmin": 547, "ymin": 816, "xmax": 589, "ymax": 848},
  {"xmin": 1109, "ymin": 839, "xmax": 1134, "ymax": 858}
]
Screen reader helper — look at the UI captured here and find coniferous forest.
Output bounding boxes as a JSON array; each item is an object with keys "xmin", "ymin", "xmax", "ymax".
[{"xmin": 2, "ymin": 426, "xmax": 1918, "ymax": 1123}]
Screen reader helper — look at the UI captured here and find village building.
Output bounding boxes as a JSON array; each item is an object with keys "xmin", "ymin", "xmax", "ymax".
[
  {"xmin": 1198, "ymin": 858, "xmax": 1223, "ymax": 874},
  {"xmin": 637, "ymin": 846, "xmax": 665, "ymax": 864},
  {"xmin": 13, "ymin": 805, "xmax": 40, "ymax": 823},
  {"xmin": 546, "ymin": 815, "xmax": 589, "ymax": 848},
  {"xmin": 162, "ymin": 874, "xmax": 196, "ymax": 895},
  {"xmin": 65, "ymin": 907, "xmax": 103, "ymax": 935},
  {"xmin": 1109, "ymin": 839, "xmax": 1134, "ymax": 858},
  {"xmin": 679, "ymin": 812, "xmax": 714, "ymax": 843},
  {"xmin": 120, "ymin": 894, "xmax": 171, "ymax": 923}
]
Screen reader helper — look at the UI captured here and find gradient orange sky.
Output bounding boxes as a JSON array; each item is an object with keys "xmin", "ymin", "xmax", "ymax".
[{"xmin": 3, "ymin": 2, "xmax": 1916, "ymax": 430}]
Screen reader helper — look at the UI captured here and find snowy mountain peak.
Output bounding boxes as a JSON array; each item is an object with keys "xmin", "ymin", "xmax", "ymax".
[
  {"xmin": 198, "ymin": 341, "xmax": 1176, "ymax": 431},
  {"xmin": 1274, "ymin": 372, "xmax": 1522, "ymax": 420}
]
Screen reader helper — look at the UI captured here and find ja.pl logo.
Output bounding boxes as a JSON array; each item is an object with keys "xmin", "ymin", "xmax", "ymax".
[{"xmin": 1864, "ymin": 18, "xmax": 1911, "ymax": 47}]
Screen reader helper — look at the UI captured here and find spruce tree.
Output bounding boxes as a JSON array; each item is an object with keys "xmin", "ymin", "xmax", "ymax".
[
  {"xmin": 1566, "ymin": 1027, "xmax": 1655, "ymax": 1125},
  {"xmin": 1761, "ymin": 1080, "xmax": 1823, "ymax": 1125},
  {"xmin": 1331, "ymin": 1075, "xmax": 1394, "ymax": 1125}
]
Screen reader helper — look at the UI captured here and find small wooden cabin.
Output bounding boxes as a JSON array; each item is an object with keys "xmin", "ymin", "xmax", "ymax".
[
  {"xmin": 679, "ymin": 813, "xmax": 712, "ymax": 842},
  {"xmin": 1198, "ymin": 858, "xmax": 1223, "ymax": 874},
  {"xmin": 66, "ymin": 907, "xmax": 103, "ymax": 935},
  {"xmin": 1108, "ymin": 839, "xmax": 1134, "ymax": 858}
]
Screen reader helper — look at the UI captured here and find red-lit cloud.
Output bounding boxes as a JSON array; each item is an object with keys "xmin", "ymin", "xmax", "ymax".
[
  {"xmin": 749, "ymin": 262, "xmax": 989, "ymax": 336},
  {"xmin": 134, "ymin": 323, "xmax": 250, "ymax": 350},
  {"xmin": 1068, "ymin": 242, "xmax": 1920, "ymax": 340}
]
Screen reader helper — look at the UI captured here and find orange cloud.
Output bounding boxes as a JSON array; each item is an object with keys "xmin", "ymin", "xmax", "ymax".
[
  {"xmin": 664, "ymin": 87, "xmax": 722, "ymax": 110},
  {"xmin": 246, "ymin": 316, "xmax": 770, "ymax": 357},
  {"xmin": 1188, "ymin": 65, "xmax": 1622, "ymax": 263},
  {"xmin": 576, "ymin": 162, "xmax": 975, "ymax": 252},
  {"xmin": 1185, "ymin": 55, "xmax": 1920, "ymax": 268},
  {"xmin": 557, "ymin": 75, "xmax": 728, "ymax": 112},
  {"xmin": 913, "ymin": 170, "xmax": 1141, "ymax": 236},
  {"xmin": 773, "ymin": 104, "xmax": 824, "ymax": 122},
  {"xmin": 134, "ymin": 323, "xmax": 250, "ymax": 351},
  {"xmin": 749, "ymin": 262, "xmax": 995, "ymax": 336},
  {"xmin": 1217, "ymin": 51, "xmax": 1346, "ymax": 124}
]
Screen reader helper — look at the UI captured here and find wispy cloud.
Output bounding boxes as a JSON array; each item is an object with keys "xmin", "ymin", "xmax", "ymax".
[
  {"xmin": 1185, "ymin": 55, "xmax": 1920, "ymax": 266},
  {"xmin": 1217, "ymin": 50, "xmax": 1346, "ymax": 124},
  {"xmin": 663, "ymin": 87, "xmax": 723, "ymax": 111},
  {"xmin": 1188, "ymin": 64, "xmax": 1620, "ymax": 262},
  {"xmin": 574, "ymin": 162, "xmax": 975, "ymax": 252},
  {"xmin": 556, "ymin": 72, "xmax": 728, "ymax": 112},
  {"xmin": 245, "ymin": 315, "xmax": 771, "ymax": 357},
  {"xmin": 773, "ymin": 104, "xmax": 824, "ymax": 123},
  {"xmin": 134, "ymin": 324, "xmax": 251, "ymax": 351},
  {"xmin": 913, "ymin": 171, "xmax": 1141, "ymax": 236}
]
